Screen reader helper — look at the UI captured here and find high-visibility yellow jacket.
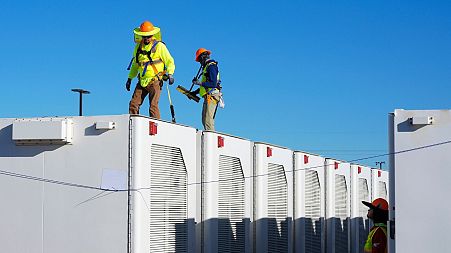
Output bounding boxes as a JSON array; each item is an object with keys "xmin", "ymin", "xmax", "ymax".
[
  {"xmin": 128, "ymin": 41, "xmax": 175, "ymax": 87},
  {"xmin": 364, "ymin": 223, "xmax": 387, "ymax": 253}
]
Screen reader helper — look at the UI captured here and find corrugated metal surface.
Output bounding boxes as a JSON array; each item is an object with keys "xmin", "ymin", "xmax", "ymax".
[
  {"xmin": 268, "ymin": 163, "xmax": 288, "ymax": 253},
  {"xmin": 378, "ymin": 181, "xmax": 387, "ymax": 199},
  {"xmin": 304, "ymin": 170, "xmax": 322, "ymax": 253},
  {"xmin": 218, "ymin": 155, "xmax": 245, "ymax": 253},
  {"xmin": 150, "ymin": 144, "xmax": 188, "ymax": 253},
  {"xmin": 358, "ymin": 178, "xmax": 370, "ymax": 252},
  {"xmin": 335, "ymin": 175, "xmax": 349, "ymax": 253}
]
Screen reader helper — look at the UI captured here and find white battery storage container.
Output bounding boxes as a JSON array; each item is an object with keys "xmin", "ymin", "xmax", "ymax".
[
  {"xmin": 389, "ymin": 109, "xmax": 451, "ymax": 253},
  {"xmin": 198, "ymin": 131, "xmax": 253, "ymax": 253},
  {"xmin": 371, "ymin": 169, "xmax": 388, "ymax": 201},
  {"xmin": 131, "ymin": 116, "xmax": 198, "ymax": 253},
  {"xmin": 0, "ymin": 115, "xmax": 198, "ymax": 253},
  {"xmin": 350, "ymin": 165, "xmax": 372, "ymax": 253},
  {"xmin": 294, "ymin": 152, "xmax": 326, "ymax": 253},
  {"xmin": 254, "ymin": 143, "xmax": 293, "ymax": 253},
  {"xmin": 325, "ymin": 159, "xmax": 351, "ymax": 253}
]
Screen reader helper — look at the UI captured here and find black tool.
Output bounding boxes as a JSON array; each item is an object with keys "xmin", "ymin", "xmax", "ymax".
[
  {"xmin": 176, "ymin": 85, "xmax": 200, "ymax": 102},
  {"xmin": 176, "ymin": 65, "xmax": 203, "ymax": 102}
]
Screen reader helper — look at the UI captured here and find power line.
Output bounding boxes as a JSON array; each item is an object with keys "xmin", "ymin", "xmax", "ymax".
[{"xmin": 1, "ymin": 139, "xmax": 450, "ymax": 193}]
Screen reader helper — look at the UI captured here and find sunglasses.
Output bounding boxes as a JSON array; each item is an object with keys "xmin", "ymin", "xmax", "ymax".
[{"xmin": 142, "ymin": 36, "xmax": 152, "ymax": 39}]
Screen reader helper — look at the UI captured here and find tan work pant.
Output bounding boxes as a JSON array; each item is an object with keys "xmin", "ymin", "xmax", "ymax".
[
  {"xmin": 202, "ymin": 94, "xmax": 220, "ymax": 131},
  {"xmin": 129, "ymin": 80, "xmax": 162, "ymax": 119}
]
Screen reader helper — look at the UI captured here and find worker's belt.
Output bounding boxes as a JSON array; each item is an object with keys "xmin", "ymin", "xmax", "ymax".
[{"xmin": 204, "ymin": 92, "xmax": 220, "ymax": 104}]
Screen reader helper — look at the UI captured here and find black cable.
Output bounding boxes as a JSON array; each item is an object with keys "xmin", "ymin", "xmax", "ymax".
[{"xmin": 0, "ymin": 139, "xmax": 449, "ymax": 192}]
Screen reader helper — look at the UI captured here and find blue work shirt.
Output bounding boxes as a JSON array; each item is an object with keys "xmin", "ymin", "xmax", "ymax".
[{"xmin": 202, "ymin": 60, "xmax": 219, "ymax": 89}]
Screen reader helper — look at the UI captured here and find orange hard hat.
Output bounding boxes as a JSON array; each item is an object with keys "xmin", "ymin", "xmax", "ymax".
[
  {"xmin": 195, "ymin": 48, "xmax": 211, "ymax": 62},
  {"xmin": 140, "ymin": 21, "xmax": 154, "ymax": 32},
  {"xmin": 362, "ymin": 198, "xmax": 389, "ymax": 211}
]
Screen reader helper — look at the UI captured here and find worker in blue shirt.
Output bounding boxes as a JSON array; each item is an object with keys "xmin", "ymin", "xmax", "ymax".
[{"xmin": 191, "ymin": 48, "xmax": 223, "ymax": 131}]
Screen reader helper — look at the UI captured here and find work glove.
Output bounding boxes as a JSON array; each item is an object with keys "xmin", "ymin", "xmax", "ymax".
[
  {"xmin": 192, "ymin": 78, "xmax": 202, "ymax": 86},
  {"xmin": 190, "ymin": 88, "xmax": 200, "ymax": 97},
  {"xmin": 168, "ymin": 74, "xmax": 175, "ymax": 85},
  {"xmin": 125, "ymin": 78, "xmax": 131, "ymax": 91}
]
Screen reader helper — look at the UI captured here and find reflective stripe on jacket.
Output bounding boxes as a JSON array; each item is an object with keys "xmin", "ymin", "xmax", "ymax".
[
  {"xmin": 364, "ymin": 223, "xmax": 387, "ymax": 253},
  {"xmin": 199, "ymin": 60, "xmax": 220, "ymax": 97},
  {"xmin": 128, "ymin": 41, "xmax": 175, "ymax": 87}
]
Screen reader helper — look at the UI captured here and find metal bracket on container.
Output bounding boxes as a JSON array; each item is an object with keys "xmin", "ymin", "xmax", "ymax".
[{"xmin": 409, "ymin": 116, "xmax": 433, "ymax": 125}]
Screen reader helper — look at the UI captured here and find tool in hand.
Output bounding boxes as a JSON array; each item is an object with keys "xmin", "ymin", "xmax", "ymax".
[{"xmin": 176, "ymin": 65, "xmax": 203, "ymax": 102}]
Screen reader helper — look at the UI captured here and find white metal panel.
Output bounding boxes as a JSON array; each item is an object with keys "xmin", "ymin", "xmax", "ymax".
[
  {"xmin": 0, "ymin": 118, "xmax": 44, "ymax": 253},
  {"xmin": 371, "ymin": 169, "xmax": 389, "ymax": 201},
  {"xmin": 0, "ymin": 115, "xmax": 130, "ymax": 253},
  {"xmin": 268, "ymin": 163, "xmax": 288, "ymax": 253},
  {"xmin": 254, "ymin": 143, "xmax": 293, "ymax": 253},
  {"xmin": 199, "ymin": 131, "xmax": 253, "ymax": 253},
  {"xmin": 12, "ymin": 118, "xmax": 73, "ymax": 145},
  {"xmin": 149, "ymin": 144, "xmax": 188, "ymax": 252},
  {"xmin": 350, "ymin": 165, "xmax": 372, "ymax": 253},
  {"xmin": 294, "ymin": 152, "xmax": 326, "ymax": 253},
  {"xmin": 130, "ymin": 116, "xmax": 197, "ymax": 253},
  {"xmin": 380, "ymin": 171, "xmax": 389, "ymax": 201},
  {"xmin": 325, "ymin": 159, "xmax": 351, "ymax": 253},
  {"xmin": 389, "ymin": 109, "xmax": 451, "ymax": 253}
]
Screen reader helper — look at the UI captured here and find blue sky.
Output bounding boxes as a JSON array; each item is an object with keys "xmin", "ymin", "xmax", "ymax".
[{"xmin": 1, "ymin": 0, "xmax": 450, "ymax": 168}]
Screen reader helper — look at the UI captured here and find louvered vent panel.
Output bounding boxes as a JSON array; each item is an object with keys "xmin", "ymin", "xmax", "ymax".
[
  {"xmin": 335, "ymin": 174, "xmax": 349, "ymax": 253},
  {"xmin": 304, "ymin": 170, "xmax": 322, "ymax": 253},
  {"xmin": 358, "ymin": 178, "xmax": 370, "ymax": 252},
  {"xmin": 378, "ymin": 181, "xmax": 388, "ymax": 199},
  {"xmin": 218, "ymin": 155, "xmax": 246, "ymax": 253},
  {"xmin": 267, "ymin": 163, "xmax": 288, "ymax": 253},
  {"xmin": 149, "ymin": 144, "xmax": 188, "ymax": 253}
]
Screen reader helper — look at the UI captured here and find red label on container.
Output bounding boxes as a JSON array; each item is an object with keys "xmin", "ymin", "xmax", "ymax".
[
  {"xmin": 267, "ymin": 147, "xmax": 272, "ymax": 157},
  {"xmin": 149, "ymin": 121, "xmax": 157, "ymax": 135},
  {"xmin": 218, "ymin": 136, "xmax": 224, "ymax": 148}
]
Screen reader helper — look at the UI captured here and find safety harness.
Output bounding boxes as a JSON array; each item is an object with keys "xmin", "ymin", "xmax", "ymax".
[
  {"xmin": 200, "ymin": 60, "xmax": 222, "ymax": 106},
  {"xmin": 200, "ymin": 60, "xmax": 221, "ymax": 95},
  {"xmin": 126, "ymin": 40, "xmax": 166, "ymax": 78}
]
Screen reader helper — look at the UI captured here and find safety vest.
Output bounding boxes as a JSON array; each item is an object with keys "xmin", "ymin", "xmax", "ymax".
[
  {"xmin": 127, "ymin": 40, "xmax": 166, "ymax": 87},
  {"xmin": 364, "ymin": 223, "xmax": 387, "ymax": 253},
  {"xmin": 199, "ymin": 60, "xmax": 221, "ymax": 97}
]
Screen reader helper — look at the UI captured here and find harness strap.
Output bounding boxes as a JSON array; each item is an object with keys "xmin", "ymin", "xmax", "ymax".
[
  {"xmin": 127, "ymin": 57, "xmax": 134, "ymax": 70},
  {"xmin": 203, "ymin": 61, "xmax": 220, "ymax": 95},
  {"xmin": 136, "ymin": 41, "xmax": 161, "ymax": 77},
  {"xmin": 138, "ymin": 59, "xmax": 163, "ymax": 66}
]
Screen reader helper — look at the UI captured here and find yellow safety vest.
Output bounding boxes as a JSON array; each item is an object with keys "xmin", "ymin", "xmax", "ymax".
[
  {"xmin": 364, "ymin": 223, "xmax": 387, "ymax": 253},
  {"xmin": 127, "ymin": 40, "xmax": 175, "ymax": 87},
  {"xmin": 199, "ymin": 61, "xmax": 220, "ymax": 97}
]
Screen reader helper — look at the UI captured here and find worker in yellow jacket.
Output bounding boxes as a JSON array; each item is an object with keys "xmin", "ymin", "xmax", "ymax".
[
  {"xmin": 125, "ymin": 21, "xmax": 175, "ymax": 119},
  {"xmin": 362, "ymin": 198, "xmax": 389, "ymax": 253}
]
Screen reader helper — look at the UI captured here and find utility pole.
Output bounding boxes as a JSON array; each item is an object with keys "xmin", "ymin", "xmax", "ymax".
[
  {"xmin": 376, "ymin": 161, "xmax": 385, "ymax": 170},
  {"xmin": 71, "ymin": 89, "xmax": 90, "ymax": 116}
]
